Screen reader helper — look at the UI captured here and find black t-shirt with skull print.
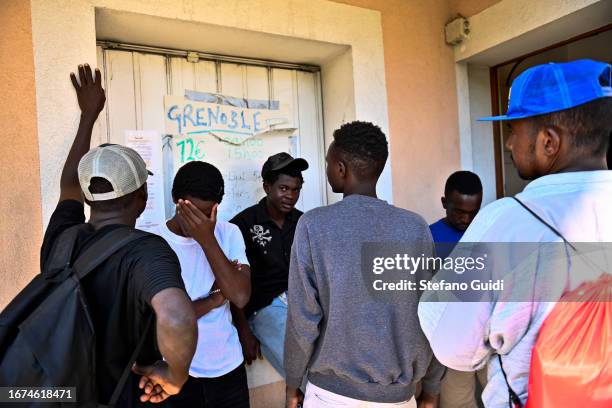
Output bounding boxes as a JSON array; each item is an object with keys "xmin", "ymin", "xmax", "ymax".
[{"xmin": 230, "ymin": 197, "xmax": 302, "ymax": 317}]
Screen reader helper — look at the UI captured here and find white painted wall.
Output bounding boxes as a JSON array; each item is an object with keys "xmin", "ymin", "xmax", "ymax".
[
  {"xmin": 452, "ymin": 62, "xmax": 497, "ymax": 206},
  {"xmin": 455, "ymin": 63, "xmax": 473, "ymax": 171},
  {"xmin": 30, "ymin": 0, "xmax": 391, "ymax": 227},
  {"xmin": 455, "ymin": 0, "xmax": 611, "ymax": 64},
  {"xmin": 467, "ymin": 64, "xmax": 496, "ymax": 205},
  {"xmin": 321, "ymin": 48, "xmax": 356, "ymax": 204}
]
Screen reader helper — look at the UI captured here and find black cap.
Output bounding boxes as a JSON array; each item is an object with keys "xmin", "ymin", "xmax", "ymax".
[{"xmin": 261, "ymin": 152, "xmax": 309, "ymax": 180}]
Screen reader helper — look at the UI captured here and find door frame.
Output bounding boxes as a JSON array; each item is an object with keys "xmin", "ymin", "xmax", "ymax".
[
  {"xmin": 489, "ymin": 23, "xmax": 612, "ymax": 198},
  {"xmin": 96, "ymin": 41, "xmax": 328, "ymax": 214}
]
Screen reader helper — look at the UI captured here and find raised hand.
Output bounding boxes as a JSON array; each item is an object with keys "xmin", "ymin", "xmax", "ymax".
[
  {"xmin": 59, "ymin": 63, "xmax": 106, "ymax": 203},
  {"xmin": 70, "ymin": 64, "xmax": 105, "ymax": 119}
]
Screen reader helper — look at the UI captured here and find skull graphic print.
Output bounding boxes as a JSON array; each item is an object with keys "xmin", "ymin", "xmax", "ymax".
[{"xmin": 250, "ymin": 224, "xmax": 272, "ymax": 247}]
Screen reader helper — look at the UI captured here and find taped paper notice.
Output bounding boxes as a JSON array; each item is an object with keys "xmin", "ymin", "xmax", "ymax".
[{"xmin": 125, "ymin": 130, "xmax": 165, "ymax": 232}]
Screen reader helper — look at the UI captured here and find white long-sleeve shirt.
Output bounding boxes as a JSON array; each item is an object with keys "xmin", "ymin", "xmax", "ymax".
[{"xmin": 418, "ymin": 170, "xmax": 612, "ymax": 407}]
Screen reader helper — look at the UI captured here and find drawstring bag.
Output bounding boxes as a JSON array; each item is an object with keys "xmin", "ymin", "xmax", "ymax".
[
  {"xmin": 525, "ymin": 273, "xmax": 612, "ymax": 407},
  {"xmin": 498, "ymin": 197, "xmax": 612, "ymax": 407}
]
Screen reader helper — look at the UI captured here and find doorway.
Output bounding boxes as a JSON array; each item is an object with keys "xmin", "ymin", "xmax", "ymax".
[
  {"xmin": 96, "ymin": 42, "xmax": 326, "ymax": 221},
  {"xmin": 491, "ymin": 26, "xmax": 612, "ymax": 197}
]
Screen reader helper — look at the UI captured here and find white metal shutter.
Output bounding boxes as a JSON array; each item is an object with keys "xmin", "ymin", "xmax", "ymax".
[{"xmin": 95, "ymin": 46, "xmax": 325, "ymax": 220}]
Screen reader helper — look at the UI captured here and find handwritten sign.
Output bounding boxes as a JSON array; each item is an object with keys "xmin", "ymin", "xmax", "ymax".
[
  {"xmin": 164, "ymin": 95, "xmax": 285, "ymax": 144},
  {"xmin": 174, "ymin": 134, "xmax": 270, "ymax": 164},
  {"xmin": 172, "ymin": 132, "xmax": 292, "ymax": 221},
  {"xmin": 164, "ymin": 92, "xmax": 297, "ymax": 221}
]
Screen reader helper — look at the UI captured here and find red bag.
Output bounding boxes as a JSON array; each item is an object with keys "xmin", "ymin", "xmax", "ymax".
[{"xmin": 525, "ymin": 273, "xmax": 612, "ymax": 407}]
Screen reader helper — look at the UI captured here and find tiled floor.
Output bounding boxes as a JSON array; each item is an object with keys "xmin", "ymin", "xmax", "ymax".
[{"xmin": 249, "ymin": 380, "xmax": 286, "ymax": 408}]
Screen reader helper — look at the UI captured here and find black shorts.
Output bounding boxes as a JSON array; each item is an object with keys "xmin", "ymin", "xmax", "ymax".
[{"xmin": 162, "ymin": 364, "xmax": 250, "ymax": 408}]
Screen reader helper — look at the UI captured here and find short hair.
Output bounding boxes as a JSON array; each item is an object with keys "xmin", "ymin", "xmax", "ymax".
[
  {"xmin": 86, "ymin": 177, "xmax": 140, "ymax": 212},
  {"xmin": 529, "ymin": 97, "xmax": 612, "ymax": 156},
  {"xmin": 444, "ymin": 171, "xmax": 483, "ymax": 197},
  {"xmin": 332, "ymin": 121, "xmax": 388, "ymax": 179},
  {"xmin": 263, "ymin": 165, "xmax": 304, "ymax": 185},
  {"xmin": 172, "ymin": 161, "xmax": 224, "ymax": 203}
]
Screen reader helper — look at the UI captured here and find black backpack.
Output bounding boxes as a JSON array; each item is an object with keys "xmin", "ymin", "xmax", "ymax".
[{"xmin": 0, "ymin": 224, "xmax": 151, "ymax": 407}]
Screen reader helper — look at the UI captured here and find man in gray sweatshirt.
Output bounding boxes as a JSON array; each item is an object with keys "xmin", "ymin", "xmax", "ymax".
[{"xmin": 284, "ymin": 121, "xmax": 443, "ymax": 408}]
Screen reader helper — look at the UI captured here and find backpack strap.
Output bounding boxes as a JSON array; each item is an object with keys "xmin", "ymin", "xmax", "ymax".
[
  {"xmin": 71, "ymin": 226, "xmax": 150, "ymax": 281},
  {"xmin": 68, "ymin": 226, "xmax": 152, "ymax": 407},
  {"xmin": 512, "ymin": 197, "xmax": 576, "ymax": 251},
  {"xmin": 497, "ymin": 354, "xmax": 523, "ymax": 408},
  {"xmin": 42, "ymin": 224, "xmax": 93, "ymax": 281},
  {"xmin": 107, "ymin": 313, "xmax": 153, "ymax": 407},
  {"xmin": 498, "ymin": 197, "xmax": 577, "ymax": 408}
]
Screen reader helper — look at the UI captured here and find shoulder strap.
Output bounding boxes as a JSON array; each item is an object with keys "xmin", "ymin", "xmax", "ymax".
[
  {"xmin": 512, "ymin": 197, "xmax": 576, "ymax": 251},
  {"xmin": 69, "ymin": 226, "xmax": 152, "ymax": 407},
  {"xmin": 42, "ymin": 224, "xmax": 93, "ymax": 279},
  {"xmin": 498, "ymin": 354, "xmax": 523, "ymax": 408},
  {"xmin": 72, "ymin": 227, "xmax": 150, "ymax": 281},
  {"xmin": 107, "ymin": 314, "xmax": 154, "ymax": 407},
  {"xmin": 501, "ymin": 197, "xmax": 578, "ymax": 407}
]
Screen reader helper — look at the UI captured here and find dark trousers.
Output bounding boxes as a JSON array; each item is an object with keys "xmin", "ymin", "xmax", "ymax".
[{"xmin": 163, "ymin": 364, "xmax": 250, "ymax": 408}]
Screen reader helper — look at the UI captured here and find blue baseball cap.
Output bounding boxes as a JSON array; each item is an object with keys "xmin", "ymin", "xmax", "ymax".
[{"xmin": 479, "ymin": 59, "xmax": 612, "ymax": 121}]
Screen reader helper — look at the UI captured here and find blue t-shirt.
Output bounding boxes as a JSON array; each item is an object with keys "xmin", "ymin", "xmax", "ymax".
[{"xmin": 429, "ymin": 218, "xmax": 464, "ymax": 259}]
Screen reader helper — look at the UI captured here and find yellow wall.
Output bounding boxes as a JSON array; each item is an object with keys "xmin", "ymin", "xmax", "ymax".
[
  {"xmin": 0, "ymin": 0, "xmax": 42, "ymax": 309},
  {"xmin": 448, "ymin": 0, "xmax": 503, "ymax": 17},
  {"xmin": 333, "ymin": 0, "xmax": 462, "ymax": 219}
]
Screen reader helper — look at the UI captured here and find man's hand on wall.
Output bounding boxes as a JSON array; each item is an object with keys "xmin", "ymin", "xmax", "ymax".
[
  {"xmin": 59, "ymin": 63, "xmax": 106, "ymax": 203},
  {"xmin": 70, "ymin": 64, "xmax": 105, "ymax": 120}
]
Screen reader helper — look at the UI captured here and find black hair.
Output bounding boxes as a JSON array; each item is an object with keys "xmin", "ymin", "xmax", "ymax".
[
  {"xmin": 332, "ymin": 121, "xmax": 388, "ymax": 179},
  {"xmin": 444, "ymin": 171, "xmax": 483, "ymax": 197},
  {"xmin": 530, "ymin": 97, "xmax": 612, "ymax": 156},
  {"xmin": 86, "ymin": 177, "xmax": 141, "ymax": 212},
  {"xmin": 172, "ymin": 161, "xmax": 224, "ymax": 203},
  {"xmin": 263, "ymin": 165, "xmax": 305, "ymax": 185}
]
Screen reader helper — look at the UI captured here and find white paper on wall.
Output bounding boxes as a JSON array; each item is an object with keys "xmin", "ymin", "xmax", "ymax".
[{"xmin": 125, "ymin": 130, "xmax": 166, "ymax": 232}]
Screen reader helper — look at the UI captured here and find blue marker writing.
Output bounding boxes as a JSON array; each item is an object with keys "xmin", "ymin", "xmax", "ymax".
[
  {"xmin": 182, "ymin": 104, "xmax": 196, "ymax": 129},
  {"xmin": 229, "ymin": 111, "xmax": 238, "ymax": 129},
  {"xmin": 167, "ymin": 105, "xmax": 182, "ymax": 134},
  {"xmin": 240, "ymin": 111, "xmax": 251, "ymax": 130},
  {"xmin": 253, "ymin": 112, "xmax": 261, "ymax": 132},
  {"xmin": 196, "ymin": 108, "xmax": 207, "ymax": 126},
  {"xmin": 208, "ymin": 106, "xmax": 219, "ymax": 126}
]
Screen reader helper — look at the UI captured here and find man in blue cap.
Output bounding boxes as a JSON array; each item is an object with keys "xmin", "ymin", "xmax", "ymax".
[{"xmin": 418, "ymin": 59, "xmax": 612, "ymax": 408}]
